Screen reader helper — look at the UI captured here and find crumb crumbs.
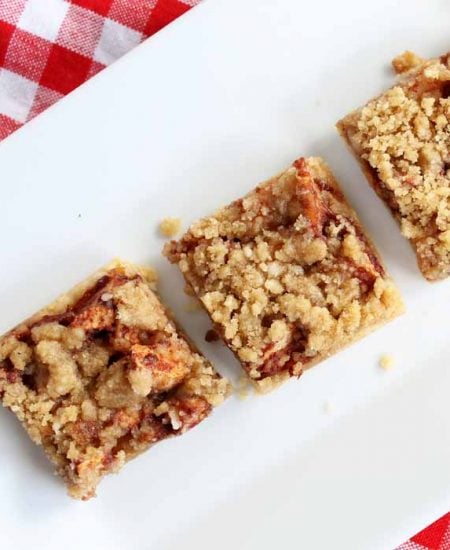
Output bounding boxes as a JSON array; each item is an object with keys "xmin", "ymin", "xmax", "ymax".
[
  {"xmin": 379, "ymin": 354, "xmax": 395, "ymax": 371},
  {"xmin": 392, "ymin": 51, "xmax": 424, "ymax": 74},
  {"xmin": 323, "ymin": 401, "xmax": 334, "ymax": 414},
  {"xmin": 159, "ymin": 217, "xmax": 181, "ymax": 238},
  {"xmin": 205, "ymin": 329, "xmax": 219, "ymax": 343}
]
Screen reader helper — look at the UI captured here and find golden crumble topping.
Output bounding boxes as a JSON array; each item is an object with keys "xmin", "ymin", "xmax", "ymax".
[
  {"xmin": 379, "ymin": 354, "xmax": 395, "ymax": 371},
  {"xmin": 164, "ymin": 158, "xmax": 403, "ymax": 391},
  {"xmin": 392, "ymin": 51, "xmax": 424, "ymax": 74},
  {"xmin": 159, "ymin": 217, "xmax": 182, "ymax": 238},
  {"xmin": 338, "ymin": 52, "xmax": 450, "ymax": 280},
  {"xmin": 0, "ymin": 260, "xmax": 229, "ymax": 500}
]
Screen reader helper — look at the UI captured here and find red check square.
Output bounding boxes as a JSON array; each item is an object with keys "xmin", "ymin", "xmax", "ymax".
[
  {"xmin": 39, "ymin": 44, "xmax": 92, "ymax": 94},
  {"xmin": 57, "ymin": 4, "xmax": 104, "ymax": 58},
  {"xmin": 0, "ymin": 113, "xmax": 21, "ymax": 140},
  {"xmin": 27, "ymin": 85, "xmax": 63, "ymax": 120},
  {"xmin": 411, "ymin": 513, "xmax": 450, "ymax": 548},
  {"xmin": 107, "ymin": 0, "xmax": 156, "ymax": 33},
  {"xmin": 86, "ymin": 60, "xmax": 105, "ymax": 78},
  {"xmin": 144, "ymin": 0, "xmax": 190, "ymax": 36},
  {"xmin": 0, "ymin": 0, "xmax": 27, "ymax": 26},
  {"xmin": 69, "ymin": 0, "xmax": 115, "ymax": 17},
  {"xmin": 0, "ymin": 21, "xmax": 15, "ymax": 66},
  {"xmin": 4, "ymin": 29, "xmax": 52, "ymax": 81}
]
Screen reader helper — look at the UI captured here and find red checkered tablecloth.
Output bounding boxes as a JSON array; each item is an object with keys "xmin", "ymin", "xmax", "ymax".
[
  {"xmin": 0, "ymin": 0, "xmax": 198, "ymax": 140},
  {"xmin": 0, "ymin": 2, "xmax": 448, "ymax": 549},
  {"xmin": 397, "ymin": 513, "xmax": 450, "ymax": 550}
]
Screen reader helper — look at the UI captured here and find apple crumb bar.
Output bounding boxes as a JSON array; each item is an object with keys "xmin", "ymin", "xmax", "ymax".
[
  {"xmin": 165, "ymin": 157, "xmax": 404, "ymax": 392},
  {"xmin": 0, "ymin": 260, "xmax": 230, "ymax": 499},
  {"xmin": 337, "ymin": 51, "xmax": 450, "ymax": 281}
]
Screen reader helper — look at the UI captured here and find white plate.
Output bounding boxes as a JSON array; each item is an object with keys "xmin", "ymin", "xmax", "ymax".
[{"xmin": 0, "ymin": 0, "xmax": 449, "ymax": 548}]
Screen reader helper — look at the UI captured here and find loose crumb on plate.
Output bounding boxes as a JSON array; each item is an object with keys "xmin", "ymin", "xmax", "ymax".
[
  {"xmin": 205, "ymin": 329, "xmax": 220, "ymax": 343},
  {"xmin": 392, "ymin": 50, "xmax": 424, "ymax": 74},
  {"xmin": 322, "ymin": 400, "xmax": 334, "ymax": 414},
  {"xmin": 159, "ymin": 217, "xmax": 181, "ymax": 238},
  {"xmin": 379, "ymin": 354, "xmax": 395, "ymax": 371}
]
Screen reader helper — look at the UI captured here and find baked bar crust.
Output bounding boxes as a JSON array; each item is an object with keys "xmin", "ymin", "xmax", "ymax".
[
  {"xmin": 337, "ymin": 52, "xmax": 450, "ymax": 281},
  {"xmin": 164, "ymin": 157, "xmax": 404, "ymax": 392},
  {"xmin": 0, "ymin": 259, "xmax": 230, "ymax": 500}
]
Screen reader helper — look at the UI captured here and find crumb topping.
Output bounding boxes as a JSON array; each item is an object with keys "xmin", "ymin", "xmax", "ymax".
[
  {"xmin": 392, "ymin": 51, "xmax": 424, "ymax": 74},
  {"xmin": 339, "ymin": 53, "xmax": 450, "ymax": 280},
  {"xmin": 159, "ymin": 217, "xmax": 182, "ymax": 238},
  {"xmin": 0, "ymin": 261, "xmax": 229, "ymax": 500},
  {"xmin": 379, "ymin": 354, "xmax": 394, "ymax": 371},
  {"xmin": 165, "ymin": 158, "xmax": 403, "ymax": 387}
]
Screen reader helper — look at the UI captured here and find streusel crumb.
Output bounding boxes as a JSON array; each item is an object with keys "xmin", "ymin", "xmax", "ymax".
[
  {"xmin": 379, "ymin": 354, "xmax": 395, "ymax": 371},
  {"xmin": 164, "ymin": 157, "xmax": 404, "ymax": 390},
  {"xmin": 159, "ymin": 217, "xmax": 181, "ymax": 238},
  {"xmin": 338, "ymin": 51, "xmax": 450, "ymax": 280},
  {"xmin": 0, "ymin": 259, "xmax": 230, "ymax": 500},
  {"xmin": 392, "ymin": 51, "xmax": 424, "ymax": 74}
]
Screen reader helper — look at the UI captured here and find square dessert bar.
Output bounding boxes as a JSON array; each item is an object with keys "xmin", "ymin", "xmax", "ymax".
[
  {"xmin": 337, "ymin": 51, "xmax": 450, "ymax": 281},
  {"xmin": 165, "ymin": 157, "xmax": 404, "ymax": 392},
  {"xmin": 0, "ymin": 260, "xmax": 229, "ymax": 500}
]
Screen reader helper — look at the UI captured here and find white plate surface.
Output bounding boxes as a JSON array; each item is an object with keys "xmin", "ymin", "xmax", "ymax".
[{"xmin": 0, "ymin": 1, "xmax": 449, "ymax": 549}]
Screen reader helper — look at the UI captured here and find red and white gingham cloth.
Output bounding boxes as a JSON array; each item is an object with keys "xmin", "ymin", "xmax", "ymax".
[
  {"xmin": 0, "ymin": 0, "xmax": 198, "ymax": 140},
  {"xmin": 0, "ymin": 2, "xmax": 448, "ymax": 549},
  {"xmin": 397, "ymin": 513, "xmax": 450, "ymax": 550}
]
